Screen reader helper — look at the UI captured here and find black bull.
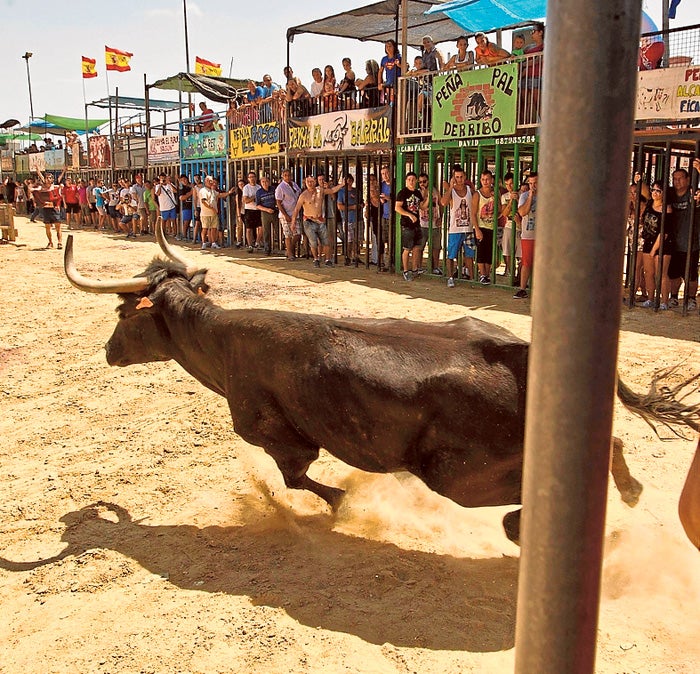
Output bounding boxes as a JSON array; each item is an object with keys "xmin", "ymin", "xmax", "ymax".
[{"xmin": 64, "ymin": 226, "xmax": 657, "ymax": 543}]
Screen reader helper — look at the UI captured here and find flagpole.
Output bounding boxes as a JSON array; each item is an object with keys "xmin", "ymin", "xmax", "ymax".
[
  {"xmin": 183, "ymin": 0, "xmax": 191, "ymax": 73},
  {"xmin": 82, "ymin": 74, "xmax": 89, "ymax": 168}
]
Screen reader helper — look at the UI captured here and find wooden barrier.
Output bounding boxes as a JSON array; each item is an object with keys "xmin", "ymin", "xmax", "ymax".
[{"xmin": 0, "ymin": 204, "xmax": 17, "ymax": 242}]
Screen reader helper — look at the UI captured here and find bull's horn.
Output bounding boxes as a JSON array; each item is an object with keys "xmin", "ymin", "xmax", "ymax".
[
  {"xmin": 64, "ymin": 235, "xmax": 150, "ymax": 294},
  {"xmin": 155, "ymin": 218, "xmax": 198, "ymax": 275}
]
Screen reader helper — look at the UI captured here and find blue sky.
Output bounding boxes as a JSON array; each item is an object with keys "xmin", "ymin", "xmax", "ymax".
[{"xmin": 1, "ymin": 0, "xmax": 699, "ymax": 128}]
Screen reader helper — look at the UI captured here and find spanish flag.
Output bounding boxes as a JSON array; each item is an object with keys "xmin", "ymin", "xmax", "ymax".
[
  {"xmin": 105, "ymin": 46, "xmax": 133, "ymax": 72},
  {"xmin": 82, "ymin": 56, "xmax": 97, "ymax": 79},
  {"xmin": 195, "ymin": 56, "xmax": 222, "ymax": 77}
]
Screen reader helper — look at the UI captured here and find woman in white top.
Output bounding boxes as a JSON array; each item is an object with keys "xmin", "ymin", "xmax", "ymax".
[{"xmin": 444, "ymin": 36, "xmax": 474, "ymax": 70}]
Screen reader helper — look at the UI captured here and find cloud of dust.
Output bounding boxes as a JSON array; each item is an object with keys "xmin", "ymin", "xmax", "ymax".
[
  {"xmin": 227, "ymin": 449, "xmax": 518, "ymax": 557},
  {"xmin": 332, "ymin": 470, "xmax": 518, "ymax": 558},
  {"xmin": 602, "ymin": 524, "xmax": 700, "ymax": 647}
]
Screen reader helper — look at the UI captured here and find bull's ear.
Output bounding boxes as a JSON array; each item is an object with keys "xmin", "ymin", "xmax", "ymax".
[{"xmin": 135, "ymin": 296, "xmax": 154, "ymax": 310}]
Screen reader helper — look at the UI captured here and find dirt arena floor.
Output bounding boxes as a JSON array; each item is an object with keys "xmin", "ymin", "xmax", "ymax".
[{"xmin": 1, "ymin": 218, "xmax": 699, "ymax": 673}]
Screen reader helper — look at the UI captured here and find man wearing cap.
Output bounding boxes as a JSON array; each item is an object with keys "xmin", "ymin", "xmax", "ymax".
[{"xmin": 474, "ymin": 32, "xmax": 511, "ymax": 65}]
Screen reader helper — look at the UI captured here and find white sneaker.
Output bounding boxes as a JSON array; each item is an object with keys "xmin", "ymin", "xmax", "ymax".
[
  {"xmin": 659, "ymin": 302, "xmax": 668, "ymax": 310},
  {"xmin": 201, "ymin": 242, "xmax": 210, "ymax": 249},
  {"xmin": 211, "ymin": 242, "xmax": 220, "ymax": 249},
  {"xmin": 447, "ymin": 277, "xmax": 455, "ymax": 288},
  {"xmin": 687, "ymin": 298, "xmax": 697, "ymax": 311}
]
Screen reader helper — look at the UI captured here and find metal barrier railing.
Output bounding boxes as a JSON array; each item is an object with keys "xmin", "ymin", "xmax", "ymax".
[{"xmin": 287, "ymin": 88, "xmax": 384, "ymax": 118}]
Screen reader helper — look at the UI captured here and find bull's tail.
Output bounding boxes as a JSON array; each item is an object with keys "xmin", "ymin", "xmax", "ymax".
[{"xmin": 617, "ymin": 367, "xmax": 700, "ymax": 437}]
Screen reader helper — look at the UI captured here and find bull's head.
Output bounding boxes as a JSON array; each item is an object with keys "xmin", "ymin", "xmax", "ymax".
[{"xmin": 64, "ymin": 220, "xmax": 209, "ymax": 367}]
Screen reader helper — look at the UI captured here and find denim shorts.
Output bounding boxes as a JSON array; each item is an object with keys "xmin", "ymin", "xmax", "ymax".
[{"xmin": 304, "ymin": 219, "xmax": 329, "ymax": 247}]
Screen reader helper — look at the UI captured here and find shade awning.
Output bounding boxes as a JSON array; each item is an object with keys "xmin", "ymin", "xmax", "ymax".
[
  {"xmin": 149, "ymin": 73, "xmax": 249, "ymax": 103},
  {"xmin": 425, "ymin": 0, "xmax": 546, "ymax": 33},
  {"xmin": 0, "ymin": 132, "xmax": 43, "ymax": 142},
  {"xmin": 87, "ymin": 95, "xmax": 187, "ymax": 112},
  {"xmin": 287, "ymin": 0, "xmax": 464, "ymax": 49},
  {"xmin": 19, "ymin": 117, "xmax": 108, "ymax": 135}
]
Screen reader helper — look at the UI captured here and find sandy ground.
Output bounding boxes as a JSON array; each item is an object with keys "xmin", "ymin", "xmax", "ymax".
[{"xmin": 1, "ymin": 218, "xmax": 699, "ymax": 674}]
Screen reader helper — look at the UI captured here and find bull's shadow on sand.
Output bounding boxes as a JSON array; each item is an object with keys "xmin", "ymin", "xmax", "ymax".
[{"xmin": 0, "ymin": 501, "xmax": 518, "ymax": 652}]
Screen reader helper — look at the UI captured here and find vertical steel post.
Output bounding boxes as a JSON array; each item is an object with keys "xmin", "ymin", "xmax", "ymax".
[
  {"xmin": 681, "ymin": 140, "xmax": 700, "ymax": 316},
  {"xmin": 514, "ymin": 2, "xmax": 642, "ymax": 673}
]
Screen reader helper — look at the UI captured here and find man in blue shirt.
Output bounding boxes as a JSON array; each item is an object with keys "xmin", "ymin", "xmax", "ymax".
[{"xmin": 337, "ymin": 174, "xmax": 363, "ymax": 263}]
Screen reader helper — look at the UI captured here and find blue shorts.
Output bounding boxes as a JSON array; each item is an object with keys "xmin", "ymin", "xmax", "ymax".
[
  {"xmin": 448, "ymin": 232, "xmax": 476, "ymax": 260},
  {"xmin": 161, "ymin": 208, "xmax": 177, "ymax": 221},
  {"xmin": 108, "ymin": 205, "xmax": 119, "ymax": 218},
  {"xmin": 181, "ymin": 208, "xmax": 193, "ymax": 222}
]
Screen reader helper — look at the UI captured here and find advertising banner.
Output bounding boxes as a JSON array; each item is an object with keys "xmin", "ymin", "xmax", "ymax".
[
  {"xmin": 230, "ymin": 122, "xmax": 280, "ymax": 159},
  {"xmin": 44, "ymin": 149, "xmax": 66, "ymax": 170},
  {"xmin": 432, "ymin": 64, "xmax": 518, "ymax": 140},
  {"xmin": 287, "ymin": 106, "xmax": 392, "ymax": 154},
  {"xmin": 28, "ymin": 152, "xmax": 46, "ymax": 173},
  {"xmin": 148, "ymin": 135, "xmax": 180, "ymax": 164},
  {"xmin": 89, "ymin": 136, "xmax": 111, "ymax": 169},
  {"xmin": 637, "ymin": 66, "xmax": 700, "ymax": 120},
  {"xmin": 181, "ymin": 130, "xmax": 226, "ymax": 160}
]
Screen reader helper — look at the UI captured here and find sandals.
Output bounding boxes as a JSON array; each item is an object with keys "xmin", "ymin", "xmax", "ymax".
[
  {"xmin": 57, "ymin": 243, "xmax": 62, "ymax": 249},
  {"xmin": 45, "ymin": 242, "xmax": 53, "ymax": 248}
]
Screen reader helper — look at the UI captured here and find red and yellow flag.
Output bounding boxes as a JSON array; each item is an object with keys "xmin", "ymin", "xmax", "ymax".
[
  {"xmin": 195, "ymin": 56, "xmax": 222, "ymax": 77},
  {"xmin": 105, "ymin": 46, "xmax": 133, "ymax": 72},
  {"xmin": 82, "ymin": 56, "xmax": 97, "ymax": 79}
]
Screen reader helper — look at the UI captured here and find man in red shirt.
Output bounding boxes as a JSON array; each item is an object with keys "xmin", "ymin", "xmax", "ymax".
[
  {"xmin": 198, "ymin": 102, "xmax": 217, "ymax": 132},
  {"xmin": 61, "ymin": 176, "xmax": 81, "ymax": 229}
]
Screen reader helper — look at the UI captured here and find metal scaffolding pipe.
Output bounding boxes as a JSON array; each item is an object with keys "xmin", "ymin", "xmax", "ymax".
[{"xmin": 514, "ymin": 2, "xmax": 643, "ymax": 673}]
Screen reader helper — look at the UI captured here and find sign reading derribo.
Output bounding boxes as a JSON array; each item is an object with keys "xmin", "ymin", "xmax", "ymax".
[{"xmin": 432, "ymin": 64, "xmax": 518, "ymax": 140}]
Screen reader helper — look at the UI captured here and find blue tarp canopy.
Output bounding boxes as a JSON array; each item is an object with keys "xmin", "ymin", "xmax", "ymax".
[
  {"xmin": 19, "ymin": 118, "xmax": 108, "ymax": 136},
  {"xmin": 426, "ymin": 0, "xmax": 546, "ymax": 33}
]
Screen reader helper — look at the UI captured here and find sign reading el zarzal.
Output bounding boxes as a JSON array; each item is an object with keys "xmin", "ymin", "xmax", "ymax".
[
  {"xmin": 287, "ymin": 107, "xmax": 392, "ymax": 154},
  {"xmin": 432, "ymin": 64, "xmax": 518, "ymax": 140},
  {"xmin": 148, "ymin": 135, "xmax": 180, "ymax": 164},
  {"xmin": 637, "ymin": 66, "xmax": 700, "ymax": 120},
  {"xmin": 181, "ymin": 130, "xmax": 226, "ymax": 160},
  {"xmin": 230, "ymin": 122, "xmax": 280, "ymax": 159}
]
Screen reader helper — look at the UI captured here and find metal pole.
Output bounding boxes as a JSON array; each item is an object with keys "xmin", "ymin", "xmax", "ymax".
[
  {"xmin": 183, "ymin": 0, "xmax": 191, "ymax": 74},
  {"xmin": 22, "ymin": 52, "xmax": 34, "ymax": 121},
  {"xmin": 681, "ymin": 139, "xmax": 700, "ymax": 316},
  {"xmin": 514, "ymin": 2, "xmax": 642, "ymax": 673}
]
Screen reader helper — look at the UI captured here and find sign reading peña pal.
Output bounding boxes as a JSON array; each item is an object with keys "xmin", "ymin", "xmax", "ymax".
[{"xmin": 432, "ymin": 64, "xmax": 518, "ymax": 140}]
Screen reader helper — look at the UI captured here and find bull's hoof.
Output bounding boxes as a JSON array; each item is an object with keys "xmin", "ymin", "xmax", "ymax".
[
  {"xmin": 617, "ymin": 476, "xmax": 643, "ymax": 508},
  {"xmin": 327, "ymin": 487, "xmax": 346, "ymax": 513},
  {"xmin": 503, "ymin": 509, "xmax": 521, "ymax": 546}
]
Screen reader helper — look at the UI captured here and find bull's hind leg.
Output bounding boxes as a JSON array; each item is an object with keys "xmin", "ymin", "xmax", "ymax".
[{"xmin": 611, "ymin": 436, "xmax": 643, "ymax": 507}]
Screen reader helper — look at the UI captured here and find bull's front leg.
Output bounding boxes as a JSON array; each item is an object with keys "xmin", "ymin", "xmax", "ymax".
[
  {"xmin": 610, "ymin": 436, "xmax": 643, "ymax": 507},
  {"xmin": 232, "ymin": 402, "xmax": 346, "ymax": 511}
]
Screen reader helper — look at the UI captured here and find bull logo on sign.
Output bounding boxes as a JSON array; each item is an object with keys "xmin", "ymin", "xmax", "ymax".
[{"xmin": 323, "ymin": 114, "xmax": 349, "ymax": 151}]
